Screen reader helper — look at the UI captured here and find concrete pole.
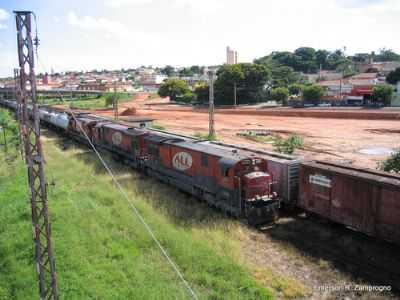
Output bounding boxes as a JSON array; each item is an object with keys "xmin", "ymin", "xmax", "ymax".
[
  {"xmin": 208, "ymin": 70, "xmax": 215, "ymax": 137},
  {"xmin": 233, "ymin": 81, "xmax": 237, "ymax": 107}
]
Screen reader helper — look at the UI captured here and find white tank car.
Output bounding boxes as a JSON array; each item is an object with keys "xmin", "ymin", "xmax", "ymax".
[
  {"xmin": 49, "ymin": 112, "xmax": 69, "ymax": 130},
  {"xmin": 39, "ymin": 109, "xmax": 50, "ymax": 120}
]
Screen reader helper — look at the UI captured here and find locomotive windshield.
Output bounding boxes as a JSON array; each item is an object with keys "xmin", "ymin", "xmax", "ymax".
[{"xmin": 236, "ymin": 158, "xmax": 266, "ymax": 176}]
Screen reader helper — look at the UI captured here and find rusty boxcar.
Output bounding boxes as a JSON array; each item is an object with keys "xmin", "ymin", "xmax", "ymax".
[{"xmin": 299, "ymin": 161, "xmax": 400, "ymax": 244}]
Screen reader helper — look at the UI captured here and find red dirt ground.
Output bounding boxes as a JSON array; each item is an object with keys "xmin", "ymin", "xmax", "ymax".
[{"xmin": 86, "ymin": 97, "xmax": 400, "ymax": 169}]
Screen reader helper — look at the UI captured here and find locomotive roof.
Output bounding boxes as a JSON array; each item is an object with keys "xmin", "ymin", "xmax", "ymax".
[
  {"xmin": 145, "ymin": 134, "xmax": 185, "ymax": 144},
  {"xmin": 75, "ymin": 117, "xmax": 98, "ymax": 124},
  {"xmin": 166, "ymin": 139, "xmax": 259, "ymax": 163},
  {"xmin": 102, "ymin": 123, "xmax": 148, "ymax": 136}
]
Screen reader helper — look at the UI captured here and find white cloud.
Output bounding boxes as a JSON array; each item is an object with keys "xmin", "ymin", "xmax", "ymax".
[
  {"xmin": 0, "ymin": 8, "xmax": 9, "ymax": 21},
  {"xmin": 0, "ymin": 8, "xmax": 9, "ymax": 29},
  {"xmin": 68, "ymin": 11, "xmax": 129, "ymax": 38},
  {"xmin": 6, "ymin": 0, "xmax": 397, "ymax": 77},
  {"xmin": 104, "ymin": 0, "xmax": 153, "ymax": 7}
]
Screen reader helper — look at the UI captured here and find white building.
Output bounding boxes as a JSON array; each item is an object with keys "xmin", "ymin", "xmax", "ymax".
[{"xmin": 226, "ymin": 46, "xmax": 238, "ymax": 65}]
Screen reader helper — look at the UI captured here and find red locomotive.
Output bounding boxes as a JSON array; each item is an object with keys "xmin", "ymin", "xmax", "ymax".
[
  {"xmin": 144, "ymin": 136, "xmax": 279, "ymax": 224},
  {"xmin": 67, "ymin": 113, "xmax": 280, "ymax": 224}
]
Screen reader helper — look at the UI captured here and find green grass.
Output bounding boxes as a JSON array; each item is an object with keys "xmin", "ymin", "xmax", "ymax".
[
  {"xmin": 238, "ymin": 133, "xmax": 276, "ymax": 144},
  {"xmin": 193, "ymin": 133, "xmax": 217, "ymax": 141},
  {"xmin": 38, "ymin": 93, "xmax": 133, "ymax": 110},
  {"xmin": 69, "ymin": 93, "xmax": 132, "ymax": 110},
  {"xmin": 0, "ymin": 139, "xmax": 272, "ymax": 299},
  {"xmin": 238, "ymin": 133, "xmax": 304, "ymax": 155},
  {"xmin": 150, "ymin": 123, "xmax": 166, "ymax": 130},
  {"xmin": 0, "ymin": 108, "xmax": 306, "ymax": 299}
]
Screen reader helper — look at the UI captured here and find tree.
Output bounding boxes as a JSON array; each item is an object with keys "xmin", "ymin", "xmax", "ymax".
[
  {"xmin": 271, "ymin": 87, "xmax": 289, "ymax": 104},
  {"xmin": 161, "ymin": 65, "xmax": 175, "ymax": 76},
  {"xmin": 375, "ymin": 48, "xmax": 400, "ymax": 62},
  {"xmin": 269, "ymin": 65, "xmax": 299, "ymax": 88},
  {"xmin": 302, "ymin": 85, "xmax": 325, "ymax": 103},
  {"xmin": 158, "ymin": 79, "xmax": 190, "ymax": 101},
  {"xmin": 288, "ymin": 83, "xmax": 304, "ymax": 96},
  {"xmin": 315, "ymin": 50, "xmax": 329, "ymax": 69},
  {"xmin": 179, "ymin": 68, "xmax": 194, "ymax": 77},
  {"xmin": 193, "ymin": 82, "xmax": 209, "ymax": 104},
  {"xmin": 294, "ymin": 47, "xmax": 318, "ymax": 73},
  {"xmin": 105, "ymin": 92, "xmax": 124, "ymax": 107},
  {"xmin": 189, "ymin": 65, "xmax": 201, "ymax": 74},
  {"xmin": 178, "ymin": 91, "xmax": 196, "ymax": 103},
  {"xmin": 295, "ymin": 47, "xmax": 316, "ymax": 61},
  {"xmin": 215, "ymin": 63, "xmax": 270, "ymax": 105},
  {"xmin": 386, "ymin": 68, "xmax": 400, "ymax": 85},
  {"xmin": 372, "ymin": 85, "xmax": 394, "ymax": 106}
]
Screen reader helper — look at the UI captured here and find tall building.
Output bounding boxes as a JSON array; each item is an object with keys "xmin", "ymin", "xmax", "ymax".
[{"xmin": 226, "ymin": 46, "xmax": 238, "ymax": 65}]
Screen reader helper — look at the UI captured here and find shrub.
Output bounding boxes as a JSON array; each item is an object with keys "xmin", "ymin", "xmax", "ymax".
[
  {"xmin": 179, "ymin": 91, "xmax": 196, "ymax": 103},
  {"xmin": 372, "ymin": 85, "xmax": 394, "ymax": 106},
  {"xmin": 379, "ymin": 150, "xmax": 400, "ymax": 173},
  {"xmin": 193, "ymin": 82, "xmax": 209, "ymax": 104},
  {"xmin": 150, "ymin": 124, "xmax": 166, "ymax": 130},
  {"xmin": 273, "ymin": 135, "xmax": 304, "ymax": 154},
  {"xmin": 158, "ymin": 79, "xmax": 190, "ymax": 101},
  {"xmin": 271, "ymin": 87, "xmax": 289, "ymax": 104},
  {"xmin": 302, "ymin": 85, "xmax": 325, "ymax": 103},
  {"xmin": 288, "ymin": 83, "xmax": 304, "ymax": 96}
]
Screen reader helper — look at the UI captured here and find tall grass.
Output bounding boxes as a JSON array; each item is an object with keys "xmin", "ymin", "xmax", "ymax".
[{"xmin": 0, "ymin": 130, "xmax": 276, "ymax": 299}]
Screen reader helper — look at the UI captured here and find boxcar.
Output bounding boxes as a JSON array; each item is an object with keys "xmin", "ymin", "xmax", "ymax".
[{"xmin": 299, "ymin": 160, "xmax": 400, "ymax": 244}]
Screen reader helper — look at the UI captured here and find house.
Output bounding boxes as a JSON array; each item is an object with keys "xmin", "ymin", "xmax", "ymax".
[
  {"xmin": 139, "ymin": 74, "xmax": 167, "ymax": 92},
  {"xmin": 317, "ymin": 73, "xmax": 382, "ymax": 105}
]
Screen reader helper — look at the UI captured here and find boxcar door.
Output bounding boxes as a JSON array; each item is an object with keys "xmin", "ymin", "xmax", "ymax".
[
  {"xmin": 331, "ymin": 176, "xmax": 375, "ymax": 233},
  {"xmin": 307, "ymin": 173, "xmax": 332, "ymax": 217}
]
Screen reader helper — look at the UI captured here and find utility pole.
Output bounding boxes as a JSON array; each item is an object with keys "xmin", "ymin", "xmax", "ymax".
[
  {"xmin": 233, "ymin": 81, "xmax": 237, "ymax": 107},
  {"xmin": 14, "ymin": 11, "xmax": 59, "ymax": 300},
  {"xmin": 208, "ymin": 70, "xmax": 215, "ymax": 137},
  {"xmin": 113, "ymin": 81, "xmax": 118, "ymax": 120}
]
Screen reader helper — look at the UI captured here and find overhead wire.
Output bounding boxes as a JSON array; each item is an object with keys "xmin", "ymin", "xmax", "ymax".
[{"xmin": 31, "ymin": 14, "xmax": 199, "ymax": 300}]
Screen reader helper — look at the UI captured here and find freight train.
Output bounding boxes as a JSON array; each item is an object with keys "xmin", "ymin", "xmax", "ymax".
[{"xmin": 1, "ymin": 99, "xmax": 399, "ymax": 243}]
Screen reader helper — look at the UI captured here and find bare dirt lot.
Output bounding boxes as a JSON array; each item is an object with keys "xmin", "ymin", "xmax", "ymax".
[{"xmin": 95, "ymin": 97, "xmax": 400, "ymax": 169}]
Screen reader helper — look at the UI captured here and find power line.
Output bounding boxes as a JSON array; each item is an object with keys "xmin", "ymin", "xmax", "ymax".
[
  {"xmin": 66, "ymin": 107, "xmax": 199, "ymax": 300},
  {"xmin": 32, "ymin": 15, "xmax": 198, "ymax": 297}
]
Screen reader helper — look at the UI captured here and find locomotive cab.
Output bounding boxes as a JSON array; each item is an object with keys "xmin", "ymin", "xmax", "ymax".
[{"xmin": 237, "ymin": 158, "xmax": 280, "ymax": 224}]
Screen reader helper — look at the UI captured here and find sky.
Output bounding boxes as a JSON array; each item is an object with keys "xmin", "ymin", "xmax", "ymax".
[{"xmin": 0, "ymin": 0, "xmax": 399, "ymax": 77}]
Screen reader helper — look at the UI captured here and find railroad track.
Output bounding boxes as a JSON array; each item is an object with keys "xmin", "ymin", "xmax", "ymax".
[{"xmin": 260, "ymin": 215, "xmax": 400, "ymax": 294}]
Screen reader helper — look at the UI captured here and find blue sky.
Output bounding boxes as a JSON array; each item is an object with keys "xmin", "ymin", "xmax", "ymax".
[{"xmin": 0, "ymin": 0, "xmax": 398, "ymax": 77}]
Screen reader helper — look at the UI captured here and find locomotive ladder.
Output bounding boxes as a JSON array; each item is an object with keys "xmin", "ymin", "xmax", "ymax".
[{"xmin": 14, "ymin": 11, "xmax": 59, "ymax": 300}]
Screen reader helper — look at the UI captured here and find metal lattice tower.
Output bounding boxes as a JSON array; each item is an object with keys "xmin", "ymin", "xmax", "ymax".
[
  {"xmin": 14, "ymin": 11, "xmax": 59, "ymax": 300},
  {"xmin": 208, "ymin": 70, "xmax": 215, "ymax": 137}
]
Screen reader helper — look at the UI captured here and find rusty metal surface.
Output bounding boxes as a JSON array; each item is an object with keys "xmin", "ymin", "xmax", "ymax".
[
  {"xmin": 299, "ymin": 160, "xmax": 400, "ymax": 244},
  {"xmin": 15, "ymin": 11, "xmax": 59, "ymax": 300}
]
